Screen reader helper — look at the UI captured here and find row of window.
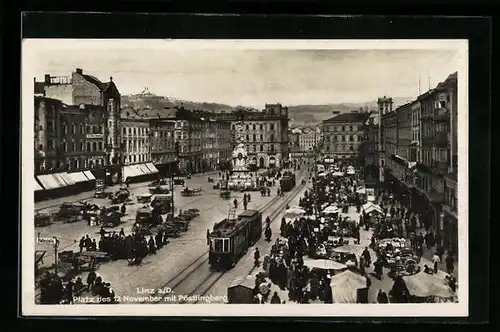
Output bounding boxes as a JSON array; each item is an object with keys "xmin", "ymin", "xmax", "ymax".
[
  {"xmin": 325, "ymin": 134, "xmax": 363, "ymax": 143},
  {"xmin": 46, "ymin": 121, "xmax": 105, "ymax": 135},
  {"xmin": 324, "ymin": 145, "xmax": 356, "ymax": 152},
  {"xmin": 42, "ymin": 140, "xmax": 105, "ymax": 153},
  {"xmin": 35, "ymin": 158, "xmax": 105, "ymax": 172},
  {"xmin": 422, "ymin": 147, "xmax": 448, "ymax": 164},
  {"xmin": 236, "ymin": 144, "xmax": 277, "ymax": 153},
  {"xmin": 232, "ymin": 123, "xmax": 276, "ymax": 131},
  {"xmin": 122, "ymin": 126, "xmax": 149, "ymax": 136},
  {"xmin": 326, "ymin": 125, "xmax": 359, "ymax": 132},
  {"xmin": 124, "ymin": 154, "xmax": 149, "ymax": 164}
]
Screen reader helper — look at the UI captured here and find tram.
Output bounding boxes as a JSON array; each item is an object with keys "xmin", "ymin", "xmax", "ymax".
[
  {"xmin": 280, "ymin": 171, "xmax": 296, "ymax": 192},
  {"xmin": 208, "ymin": 209, "xmax": 262, "ymax": 270}
]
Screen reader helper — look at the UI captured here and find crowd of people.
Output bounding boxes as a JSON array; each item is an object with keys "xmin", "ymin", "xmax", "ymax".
[{"xmin": 249, "ymin": 162, "xmax": 457, "ymax": 304}]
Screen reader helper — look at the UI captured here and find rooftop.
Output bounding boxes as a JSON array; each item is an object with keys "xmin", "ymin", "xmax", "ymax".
[
  {"xmin": 210, "ymin": 218, "xmax": 248, "ymax": 238},
  {"xmin": 322, "ymin": 112, "xmax": 371, "ymax": 124}
]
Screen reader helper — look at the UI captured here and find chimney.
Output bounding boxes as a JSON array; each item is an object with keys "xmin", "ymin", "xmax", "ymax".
[
  {"xmin": 76, "ymin": 68, "xmax": 83, "ymax": 74},
  {"xmin": 44, "ymin": 74, "xmax": 51, "ymax": 84}
]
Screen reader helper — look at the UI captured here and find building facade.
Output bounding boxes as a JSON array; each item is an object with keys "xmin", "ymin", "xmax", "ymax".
[
  {"xmin": 120, "ymin": 117, "xmax": 151, "ymax": 165},
  {"xmin": 377, "ymin": 73, "xmax": 458, "ymax": 252},
  {"xmin": 216, "ymin": 104, "xmax": 290, "ymax": 169},
  {"xmin": 321, "ymin": 111, "xmax": 370, "ymax": 166},
  {"xmin": 34, "ymin": 96, "xmax": 108, "ymax": 174},
  {"xmin": 299, "ymin": 128, "xmax": 320, "ymax": 153},
  {"xmin": 149, "ymin": 118, "xmax": 177, "ymax": 173},
  {"xmin": 40, "ymin": 68, "xmax": 123, "ymax": 167}
]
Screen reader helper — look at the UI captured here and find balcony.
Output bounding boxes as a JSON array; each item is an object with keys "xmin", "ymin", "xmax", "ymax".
[{"xmin": 86, "ymin": 133, "xmax": 104, "ymax": 139}]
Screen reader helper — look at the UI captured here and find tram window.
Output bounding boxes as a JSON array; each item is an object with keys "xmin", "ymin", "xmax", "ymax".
[
  {"xmin": 223, "ymin": 239, "xmax": 230, "ymax": 252},
  {"xmin": 214, "ymin": 239, "xmax": 223, "ymax": 252}
]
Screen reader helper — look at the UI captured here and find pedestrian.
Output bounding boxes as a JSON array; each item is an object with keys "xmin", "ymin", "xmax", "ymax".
[
  {"xmin": 79, "ymin": 237, "xmax": 85, "ymax": 253},
  {"xmin": 377, "ymin": 289, "xmax": 389, "ymax": 303},
  {"xmin": 445, "ymin": 252, "xmax": 455, "ymax": 275},
  {"xmin": 432, "ymin": 252, "xmax": 441, "ymax": 274}
]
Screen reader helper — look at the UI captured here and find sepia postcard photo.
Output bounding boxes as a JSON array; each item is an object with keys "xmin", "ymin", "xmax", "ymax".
[{"xmin": 21, "ymin": 39, "xmax": 468, "ymax": 317}]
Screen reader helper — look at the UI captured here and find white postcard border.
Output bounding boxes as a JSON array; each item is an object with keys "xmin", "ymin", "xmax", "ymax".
[{"xmin": 21, "ymin": 39, "xmax": 469, "ymax": 317}]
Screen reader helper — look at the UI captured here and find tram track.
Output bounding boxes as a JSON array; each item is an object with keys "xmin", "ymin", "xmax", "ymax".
[
  {"xmin": 143, "ymin": 169, "xmax": 308, "ymax": 304},
  {"xmin": 175, "ymin": 171, "xmax": 308, "ymax": 304}
]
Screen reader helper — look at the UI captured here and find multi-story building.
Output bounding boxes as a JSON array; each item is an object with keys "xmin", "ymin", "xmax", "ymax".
[
  {"xmin": 299, "ymin": 127, "xmax": 320, "ymax": 154},
  {"xmin": 216, "ymin": 104, "xmax": 290, "ymax": 169},
  {"xmin": 377, "ymin": 73, "xmax": 458, "ymax": 246},
  {"xmin": 120, "ymin": 117, "xmax": 151, "ymax": 165},
  {"xmin": 321, "ymin": 110, "xmax": 370, "ymax": 166},
  {"xmin": 409, "ymin": 101, "xmax": 422, "ymax": 163},
  {"xmin": 38, "ymin": 68, "xmax": 122, "ymax": 183},
  {"xmin": 149, "ymin": 118, "xmax": 177, "ymax": 175},
  {"xmin": 34, "ymin": 96, "xmax": 108, "ymax": 174},
  {"xmin": 214, "ymin": 120, "xmax": 232, "ymax": 171},
  {"xmin": 359, "ymin": 115, "xmax": 379, "ymax": 185}
]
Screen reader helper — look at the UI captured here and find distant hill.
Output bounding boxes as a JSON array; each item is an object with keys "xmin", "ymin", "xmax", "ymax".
[
  {"xmin": 287, "ymin": 97, "xmax": 414, "ymax": 125},
  {"xmin": 121, "ymin": 93, "xmax": 414, "ymax": 125}
]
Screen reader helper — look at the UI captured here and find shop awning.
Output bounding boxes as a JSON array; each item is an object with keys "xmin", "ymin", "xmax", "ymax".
[
  {"xmin": 83, "ymin": 170, "xmax": 96, "ymax": 181},
  {"xmin": 137, "ymin": 163, "xmax": 151, "ymax": 174},
  {"xmin": 68, "ymin": 172, "xmax": 90, "ymax": 183},
  {"xmin": 34, "ymin": 178, "xmax": 44, "ymax": 191},
  {"xmin": 52, "ymin": 173, "xmax": 70, "ymax": 187},
  {"xmin": 145, "ymin": 163, "xmax": 159, "ymax": 174},
  {"xmin": 58, "ymin": 172, "xmax": 76, "ymax": 186},
  {"xmin": 36, "ymin": 174, "xmax": 64, "ymax": 190},
  {"xmin": 123, "ymin": 165, "xmax": 142, "ymax": 179}
]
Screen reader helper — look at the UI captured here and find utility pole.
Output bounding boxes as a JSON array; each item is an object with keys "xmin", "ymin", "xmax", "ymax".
[{"xmin": 170, "ymin": 141, "xmax": 180, "ymax": 216}]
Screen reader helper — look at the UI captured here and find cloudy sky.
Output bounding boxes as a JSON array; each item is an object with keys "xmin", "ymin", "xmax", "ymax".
[{"xmin": 29, "ymin": 40, "xmax": 464, "ymax": 108}]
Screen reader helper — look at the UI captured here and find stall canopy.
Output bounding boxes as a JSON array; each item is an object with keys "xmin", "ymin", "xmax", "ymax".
[
  {"xmin": 322, "ymin": 206, "xmax": 340, "ymax": 215},
  {"xmin": 303, "ymin": 257, "xmax": 347, "ymax": 271},
  {"xmin": 34, "ymin": 178, "xmax": 44, "ymax": 191},
  {"xmin": 356, "ymin": 187, "xmax": 367, "ymax": 194},
  {"xmin": 362, "ymin": 202, "xmax": 383, "ymax": 214},
  {"xmin": 58, "ymin": 172, "xmax": 76, "ymax": 186},
  {"xmin": 284, "ymin": 206, "xmax": 306, "ymax": 219},
  {"xmin": 330, "ymin": 270, "xmax": 367, "ymax": 303},
  {"xmin": 403, "ymin": 272, "xmax": 454, "ymax": 298},
  {"xmin": 36, "ymin": 174, "xmax": 64, "ymax": 190},
  {"xmin": 83, "ymin": 170, "xmax": 96, "ymax": 181},
  {"xmin": 67, "ymin": 172, "xmax": 90, "ymax": 183},
  {"xmin": 332, "ymin": 171, "xmax": 345, "ymax": 177},
  {"xmin": 145, "ymin": 163, "xmax": 159, "ymax": 174}
]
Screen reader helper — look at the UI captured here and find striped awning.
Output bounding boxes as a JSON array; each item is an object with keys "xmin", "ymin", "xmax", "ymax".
[
  {"xmin": 58, "ymin": 172, "xmax": 76, "ymax": 186},
  {"xmin": 123, "ymin": 165, "xmax": 142, "ymax": 179},
  {"xmin": 36, "ymin": 174, "xmax": 64, "ymax": 190},
  {"xmin": 68, "ymin": 172, "xmax": 90, "ymax": 183},
  {"xmin": 145, "ymin": 163, "xmax": 159, "ymax": 173},
  {"xmin": 137, "ymin": 164, "xmax": 151, "ymax": 174},
  {"xmin": 83, "ymin": 170, "xmax": 96, "ymax": 180}
]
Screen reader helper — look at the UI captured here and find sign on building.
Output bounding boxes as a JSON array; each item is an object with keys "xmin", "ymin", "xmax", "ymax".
[{"xmin": 36, "ymin": 233, "xmax": 57, "ymax": 245}]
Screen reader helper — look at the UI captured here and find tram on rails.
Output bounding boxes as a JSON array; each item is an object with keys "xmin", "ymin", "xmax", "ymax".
[
  {"xmin": 280, "ymin": 171, "xmax": 296, "ymax": 192},
  {"xmin": 208, "ymin": 209, "xmax": 262, "ymax": 270}
]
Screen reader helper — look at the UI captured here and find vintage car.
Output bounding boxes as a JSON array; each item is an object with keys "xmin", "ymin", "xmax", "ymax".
[
  {"xmin": 137, "ymin": 193, "xmax": 153, "ymax": 204},
  {"xmin": 35, "ymin": 211, "xmax": 52, "ymax": 227},
  {"xmin": 173, "ymin": 177, "xmax": 185, "ymax": 185},
  {"xmin": 149, "ymin": 179, "xmax": 168, "ymax": 188},
  {"xmin": 151, "ymin": 194, "xmax": 172, "ymax": 214},
  {"xmin": 99, "ymin": 211, "xmax": 122, "ymax": 228},
  {"xmin": 110, "ymin": 188, "xmax": 130, "ymax": 204},
  {"xmin": 53, "ymin": 202, "xmax": 85, "ymax": 222},
  {"xmin": 220, "ymin": 190, "xmax": 231, "ymax": 199},
  {"xmin": 149, "ymin": 185, "xmax": 170, "ymax": 195},
  {"xmin": 180, "ymin": 187, "xmax": 202, "ymax": 197}
]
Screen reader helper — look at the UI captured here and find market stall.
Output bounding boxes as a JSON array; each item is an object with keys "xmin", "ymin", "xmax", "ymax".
[
  {"xmin": 330, "ymin": 270, "xmax": 368, "ymax": 303},
  {"xmin": 403, "ymin": 272, "xmax": 457, "ymax": 303}
]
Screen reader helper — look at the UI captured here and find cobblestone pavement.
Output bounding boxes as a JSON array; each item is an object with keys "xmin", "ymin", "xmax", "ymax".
[{"xmin": 34, "ymin": 172, "xmax": 219, "ymax": 270}]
